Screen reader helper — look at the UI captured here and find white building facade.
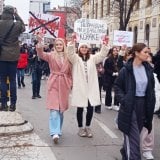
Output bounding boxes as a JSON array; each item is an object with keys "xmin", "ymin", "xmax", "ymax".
[
  {"xmin": 30, "ymin": 0, "xmax": 51, "ymax": 14},
  {"xmin": 0, "ymin": 0, "xmax": 4, "ymax": 15},
  {"xmin": 82, "ymin": 0, "xmax": 160, "ymax": 53}
]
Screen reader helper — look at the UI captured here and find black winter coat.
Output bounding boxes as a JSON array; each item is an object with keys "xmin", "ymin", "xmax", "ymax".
[
  {"xmin": 103, "ymin": 56, "xmax": 118, "ymax": 89},
  {"xmin": 114, "ymin": 58, "xmax": 155, "ymax": 135}
]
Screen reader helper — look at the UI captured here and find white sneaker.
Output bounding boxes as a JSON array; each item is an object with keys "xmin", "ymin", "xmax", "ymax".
[
  {"xmin": 53, "ymin": 134, "xmax": 59, "ymax": 144},
  {"xmin": 105, "ymin": 106, "xmax": 112, "ymax": 110},
  {"xmin": 143, "ymin": 151, "xmax": 154, "ymax": 160},
  {"xmin": 112, "ymin": 105, "xmax": 119, "ymax": 111},
  {"xmin": 85, "ymin": 127, "xmax": 93, "ymax": 138}
]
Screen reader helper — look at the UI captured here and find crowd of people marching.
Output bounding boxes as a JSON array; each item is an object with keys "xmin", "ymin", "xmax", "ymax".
[
  {"xmin": 7, "ymin": 35, "xmax": 158, "ymax": 160},
  {"xmin": 0, "ymin": 5, "xmax": 160, "ymax": 160}
]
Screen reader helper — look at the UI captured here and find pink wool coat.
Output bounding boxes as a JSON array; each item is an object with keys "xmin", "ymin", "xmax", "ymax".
[{"xmin": 36, "ymin": 48, "xmax": 72, "ymax": 112}]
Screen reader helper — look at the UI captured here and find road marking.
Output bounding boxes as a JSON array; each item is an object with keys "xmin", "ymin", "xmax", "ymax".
[{"xmin": 95, "ymin": 118, "xmax": 118, "ymax": 139}]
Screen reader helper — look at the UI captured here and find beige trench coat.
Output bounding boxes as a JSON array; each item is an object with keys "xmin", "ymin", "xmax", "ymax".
[{"xmin": 67, "ymin": 45, "xmax": 109, "ymax": 107}]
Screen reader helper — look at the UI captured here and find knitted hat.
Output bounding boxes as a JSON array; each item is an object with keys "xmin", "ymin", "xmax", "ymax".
[{"xmin": 78, "ymin": 43, "xmax": 90, "ymax": 51}]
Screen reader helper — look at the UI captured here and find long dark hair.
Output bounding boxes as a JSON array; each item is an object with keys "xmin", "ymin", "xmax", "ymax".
[
  {"xmin": 78, "ymin": 49, "xmax": 90, "ymax": 61},
  {"xmin": 108, "ymin": 47, "xmax": 118, "ymax": 59}
]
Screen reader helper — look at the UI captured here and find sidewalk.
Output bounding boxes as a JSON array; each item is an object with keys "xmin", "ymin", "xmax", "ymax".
[{"xmin": 0, "ymin": 111, "xmax": 57, "ymax": 160}]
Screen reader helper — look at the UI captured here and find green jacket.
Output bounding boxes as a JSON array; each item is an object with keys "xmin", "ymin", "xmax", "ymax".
[{"xmin": 0, "ymin": 10, "xmax": 25, "ymax": 61}]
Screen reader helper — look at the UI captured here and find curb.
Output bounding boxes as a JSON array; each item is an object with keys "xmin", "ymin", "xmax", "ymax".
[{"xmin": 0, "ymin": 111, "xmax": 34, "ymax": 136}]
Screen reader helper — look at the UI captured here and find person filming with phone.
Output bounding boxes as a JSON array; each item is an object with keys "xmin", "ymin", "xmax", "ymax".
[{"xmin": 0, "ymin": 5, "xmax": 25, "ymax": 111}]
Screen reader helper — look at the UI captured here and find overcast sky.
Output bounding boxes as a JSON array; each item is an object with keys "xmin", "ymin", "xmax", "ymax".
[{"xmin": 4, "ymin": 0, "xmax": 66, "ymax": 24}]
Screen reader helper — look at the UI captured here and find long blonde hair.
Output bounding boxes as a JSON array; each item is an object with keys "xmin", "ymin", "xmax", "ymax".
[{"xmin": 54, "ymin": 38, "xmax": 67, "ymax": 59}]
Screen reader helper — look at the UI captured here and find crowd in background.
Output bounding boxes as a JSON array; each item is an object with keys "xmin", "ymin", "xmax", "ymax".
[{"xmin": 1, "ymin": 37, "xmax": 160, "ymax": 160}]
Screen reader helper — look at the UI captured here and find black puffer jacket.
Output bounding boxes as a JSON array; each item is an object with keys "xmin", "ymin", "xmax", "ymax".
[{"xmin": 114, "ymin": 58, "xmax": 155, "ymax": 135}]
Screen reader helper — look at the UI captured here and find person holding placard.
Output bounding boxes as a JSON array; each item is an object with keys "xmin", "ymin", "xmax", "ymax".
[
  {"xmin": 36, "ymin": 34, "xmax": 72, "ymax": 144},
  {"xmin": 67, "ymin": 33, "xmax": 110, "ymax": 138}
]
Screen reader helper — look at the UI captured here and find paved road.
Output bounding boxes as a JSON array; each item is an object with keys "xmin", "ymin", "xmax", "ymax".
[{"xmin": 14, "ymin": 76, "xmax": 160, "ymax": 160}]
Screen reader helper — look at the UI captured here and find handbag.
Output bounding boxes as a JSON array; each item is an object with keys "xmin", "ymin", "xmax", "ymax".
[{"xmin": 0, "ymin": 22, "xmax": 15, "ymax": 55}]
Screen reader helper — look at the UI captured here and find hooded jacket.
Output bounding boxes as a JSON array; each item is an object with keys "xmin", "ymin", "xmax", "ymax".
[
  {"xmin": 0, "ymin": 5, "xmax": 25, "ymax": 61},
  {"xmin": 114, "ymin": 58, "xmax": 155, "ymax": 135}
]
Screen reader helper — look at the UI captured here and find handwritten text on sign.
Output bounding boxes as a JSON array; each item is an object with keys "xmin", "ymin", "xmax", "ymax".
[
  {"xmin": 113, "ymin": 30, "xmax": 133, "ymax": 47},
  {"xmin": 74, "ymin": 18, "xmax": 107, "ymax": 44}
]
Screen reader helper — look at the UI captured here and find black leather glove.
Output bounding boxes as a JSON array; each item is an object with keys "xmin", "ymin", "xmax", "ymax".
[{"xmin": 143, "ymin": 121, "xmax": 152, "ymax": 134}]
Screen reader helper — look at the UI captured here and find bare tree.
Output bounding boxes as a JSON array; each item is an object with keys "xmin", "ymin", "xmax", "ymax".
[
  {"xmin": 112, "ymin": 0, "xmax": 140, "ymax": 31},
  {"xmin": 67, "ymin": 0, "xmax": 82, "ymax": 18}
]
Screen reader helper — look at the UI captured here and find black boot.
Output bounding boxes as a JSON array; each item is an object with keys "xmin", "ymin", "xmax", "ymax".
[
  {"xmin": 154, "ymin": 108, "xmax": 160, "ymax": 115},
  {"xmin": 120, "ymin": 147, "xmax": 127, "ymax": 160},
  {"xmin": 21, "ymin": 76, "xmax": 25, "ymax": 87},
  {"xmin": 9, "ymin": 104, "xmax": 16, "ymax": 112},
  {"xmin": 0, "ymin": 104, "xmax": 8, "ymax": 111},
  {"xmin": 17, "ymin": 77, "xmax": 21, "ymax": 88},
  {"xmin": 95, "ymin": 105, "xmax": 101, "ymax": 113}
]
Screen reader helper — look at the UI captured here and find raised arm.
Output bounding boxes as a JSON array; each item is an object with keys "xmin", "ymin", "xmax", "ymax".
[
  {"xmin": 35, "ymin": 33, "xmax": 50, "ymax": 62},
  {"xmin": 36, "ymin": 43, "xmax": 50, "ymax": 62},
  {"xmin": 67, "ymin": 42, "xmax": 79, "ymax": 64},
  {"xmin": 93, "ymin": 45, "xmax": 110, "ymax": 64}
]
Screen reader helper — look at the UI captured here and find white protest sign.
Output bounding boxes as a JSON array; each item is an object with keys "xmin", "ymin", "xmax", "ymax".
[
  {"xmin": 113, "ymin": 30, "xmax": 133, "ymax": 47},
  {"xmin": 74, "ymin": 18, "xmax": 107, "ymax": 44}
]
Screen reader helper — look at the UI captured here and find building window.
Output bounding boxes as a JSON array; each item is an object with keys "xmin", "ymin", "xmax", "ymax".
[
  {"xmin": 95, "ymin": 3, "xmax": 98, "ymax": 19},
  {"xmin": 101, "ymin": 0, "xmax": 104, "ymax": 18},
  {"xmin": 140, "ymin": 21, "xmax": 143, "ymax": 29},
  {"xmin": 107, "ymin": 0, "xmax": 110, "ymax": 15},
  {"xmin": 152, "ymin": 18, "xmax": 157, "ymax": 27},
  {"xmin": 147, "ymin": 0, "xmax": 152, "ymax": 6},
  {"xmin": 134, "ymin": 26, "xmax": 138, "ymax": 43},
  {"xmin": 135, "ymin": 1, "xmax": 140, "ymax": 10},
  {"xmin": 91, "ymin": 0, "xmax": 94, "ymax": 19},
  {"xmin": 107, "ymin": 29, "xmax": 109, "ymax": 35},
  {"xmin": 128, "ymin": 27, "xmax": 132, "ymax": 31},
  {"xmin": 145, "ymin": 24, "xmax": 150, "ymax": 46},
  {"xmin": 43, "ymin": 2, "xmax": 50, "ymax": 13}
]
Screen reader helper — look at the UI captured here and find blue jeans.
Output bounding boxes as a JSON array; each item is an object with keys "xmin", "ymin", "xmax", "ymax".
[
  {"xmin": 0, "ymin": 61, "xmax": 17, "ymax": 105},
  {"xmin": 49, "ymin": 110, "xmax": 63, "ymax": 136},
  {"xmin": 17, "ymin": 69, "xmax": 25, "ymax": 87}
]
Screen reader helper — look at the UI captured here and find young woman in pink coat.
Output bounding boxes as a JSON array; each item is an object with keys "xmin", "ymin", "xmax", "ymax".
[{"xmin": 36, "ymin": 36, "xmax": 72, "ymax": 144}]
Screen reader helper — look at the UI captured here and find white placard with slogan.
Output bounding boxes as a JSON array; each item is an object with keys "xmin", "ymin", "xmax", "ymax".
[
  {"xmin": 113, "ymin": 30, "xmax": 133, "ymax": 47},
  {"xmin": 74, "ymin": 18, "xmax": 107, "ymax": 44}
]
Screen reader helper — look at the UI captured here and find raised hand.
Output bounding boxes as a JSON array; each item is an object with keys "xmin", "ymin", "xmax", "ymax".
[
  {"xmin": 102, "ymin": 35, "xmax": 109, "ymax": 46},
  {"xmin": 68, "ymin": 32, "xmax": 77, "ymax": 45},
  {"xmin": 36, "ymin": 32, "xmax": 44, "ymax": 44},
  {"xmin": 121, "ymin": 44, "xmax": 127, "ymax": 51}
]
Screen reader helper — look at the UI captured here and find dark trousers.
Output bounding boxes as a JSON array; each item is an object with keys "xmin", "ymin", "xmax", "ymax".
[
  {"xmin": 32, "ymin": 69, "xmax": 42, "ymax": 96},
  {"xmin": 105, "ymin": 84, "xmax": 119, "ymax": 106},
  {"xmin": 122, "ymin": 97, "xmax": 145, "ymax": 160},
  {"xmin": 95, "ymin": 76, "xmax": 103, "ymax": 111},
  {"xmin": 0, "ymin": 61, "xmax": 17, "ymax": 106},
  {"xmin": 77, "ymin": 101, "xmax": 93, "ymax": 127}
]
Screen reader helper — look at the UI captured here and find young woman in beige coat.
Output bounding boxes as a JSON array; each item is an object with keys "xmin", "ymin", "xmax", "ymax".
[{"xmin": 67, "ymin": 38, "xmax": 110, "ymax": 137}]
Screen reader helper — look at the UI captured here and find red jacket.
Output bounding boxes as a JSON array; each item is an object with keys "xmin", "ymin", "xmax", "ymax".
[{"xmin": 17, "ymin": 53, "xmax": 28, "ymax": 69}]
